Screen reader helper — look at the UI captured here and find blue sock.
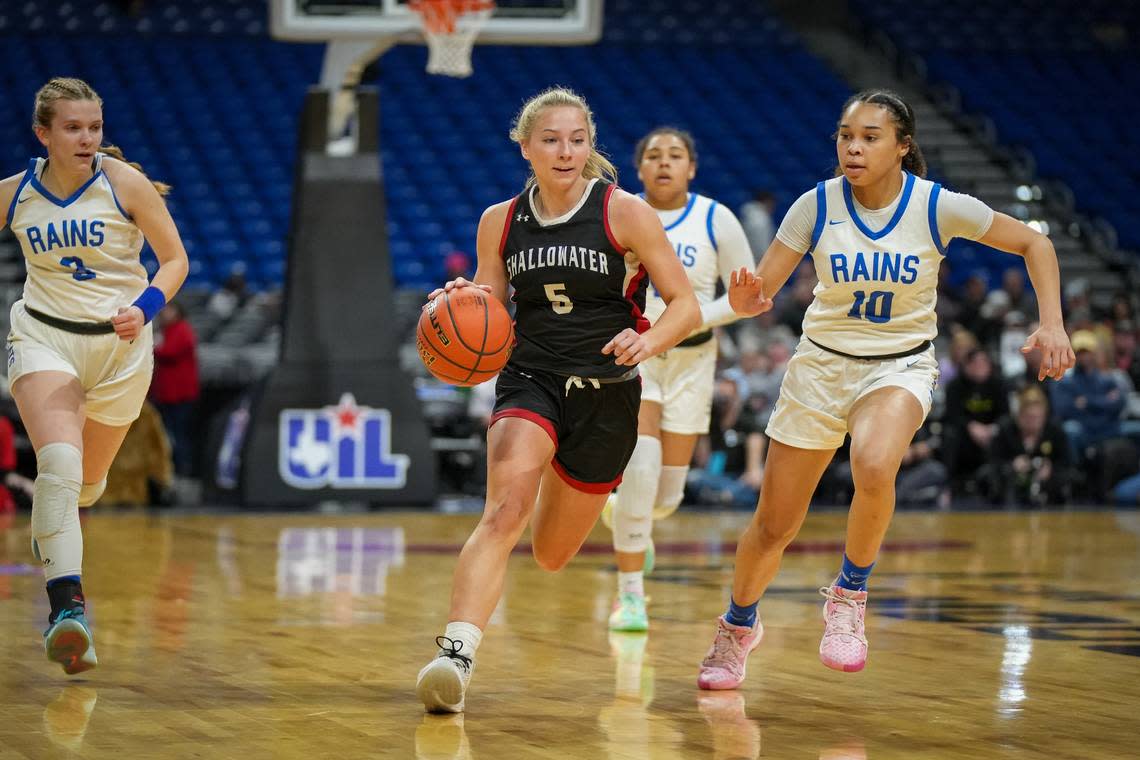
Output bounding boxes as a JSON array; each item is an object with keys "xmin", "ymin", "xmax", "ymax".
[
  {"xmin": 836, "ymin": 554, "xmax": 875, "ymax": 592},
  {"xmin": 725, "ymin": 597, "xmax": 758, "ymax": 628}
]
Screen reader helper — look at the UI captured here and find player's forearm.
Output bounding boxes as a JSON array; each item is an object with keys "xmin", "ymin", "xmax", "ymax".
[
  {"xmin": 149, "ymin": 258, "xmax": 189, "ymax": 302},
  {"xmin": 1022, "ymin": 238, "xmax": 1063, "ymax": 327},
  {"xmin": 647, "ymin": 292, "xmax": 701, "ymax": 351}
]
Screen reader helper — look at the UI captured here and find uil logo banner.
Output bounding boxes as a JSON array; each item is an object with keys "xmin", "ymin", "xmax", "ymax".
[{"xmin": 279, "ymin": 393, "xmax": 411, "ymax": 489}]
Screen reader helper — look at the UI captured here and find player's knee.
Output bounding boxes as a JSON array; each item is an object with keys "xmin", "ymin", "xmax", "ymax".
[
  {"xmin": 478, "ymin": 496, "xmax": 531, "ymax": 543},
  {"xmin": 32, "ymin": 443, "xmax": 82, "ymax": 539},
  {"xmin": 532, "ymin": 541, "xmax": 573, "ymax": 573},
  {"xmin": 752, "ymin": 513, "xmax": 799, "ymax": 553},
  {"xmin": 850, "ymin": 452, "xmax": 899, "ymax": 495},
  {"xmin": 613, "ymin": 497, "xmax": 652, "ymax": 553},
  {"xmin": 652, "ymin": 465, "xmax": 688, "ymax": 520},
  {"xmin": 78, "ymin": 478, "xmax": 107, "ymax": 508}
]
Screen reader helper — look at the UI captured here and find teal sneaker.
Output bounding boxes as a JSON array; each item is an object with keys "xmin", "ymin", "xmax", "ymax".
[
  {"xmin": 608, "ymin": 592, "xmax": 649, "ymax": 632},
  {"xmin": 44, "ymin": 609, "xmax": 98, "ymax": 676}
]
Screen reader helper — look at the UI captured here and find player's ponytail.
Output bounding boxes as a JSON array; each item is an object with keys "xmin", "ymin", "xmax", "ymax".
[
  {"xmin": 510, "ymin": 86, "xmax": 618, "ymax": 189},
  {"xmin": 33, "ymin": 77, "xmax": 171, "ymax": 197},
  {"xmin": 837, "ymin": 89, "xmax": 928, "ymax": 179},
  {"xmin": 98, "ymin": 144, "xmax": 171, "ymax": 197}
]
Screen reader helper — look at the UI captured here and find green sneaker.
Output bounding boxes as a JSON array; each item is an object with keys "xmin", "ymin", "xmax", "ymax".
[{"xmin": 608, "ymin": 592, "xmax": 649, "ymax": 632}]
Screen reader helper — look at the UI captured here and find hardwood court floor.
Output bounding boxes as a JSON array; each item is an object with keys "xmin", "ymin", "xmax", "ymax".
[{"xmin": 1, "ymin": 509, "xmax": 1138, "ymax": 759}]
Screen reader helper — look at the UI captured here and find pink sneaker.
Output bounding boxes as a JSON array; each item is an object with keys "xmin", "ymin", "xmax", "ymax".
[
  {"xmin": 697, "ymin": 616, "xmax": 763, "ymax": 690},
  {"xmin": 819, "ymin": 585, "xmax": 868, "ymax": 672}
]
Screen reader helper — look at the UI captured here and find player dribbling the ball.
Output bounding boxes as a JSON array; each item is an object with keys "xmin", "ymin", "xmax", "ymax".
[{"xmin": 415, "ymin": 86, "xmax": 700, "ymax": 714}]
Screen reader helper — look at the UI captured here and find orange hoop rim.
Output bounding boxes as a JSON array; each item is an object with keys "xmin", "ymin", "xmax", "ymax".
[{"xmin": 408, "ymin": 0, "xmax": 496, "ymax": 35}]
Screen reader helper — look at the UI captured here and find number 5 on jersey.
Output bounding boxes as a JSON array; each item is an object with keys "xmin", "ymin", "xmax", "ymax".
[{"xmin": 544, "ymin": 283, "xmax": 574, "ymax": 315}]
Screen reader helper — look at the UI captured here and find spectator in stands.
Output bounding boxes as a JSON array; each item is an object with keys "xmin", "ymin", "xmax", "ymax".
[
  {"xmin": 103, "ymin": 401, "xmax": 173, "ymax": 506},
  {"xmin": 1001, "ymin": 267, "xmax": 1036, "ymax": 318},
  {"xmin": 1111, "ymin": 319, "xmax": 1140, "ymax": 388},
  {"xmin": 1051, "ymin": 329, "xmax": 1125, "ymax": 458},
  {"xmin": 0, "ymin": 413, "xmax": 34, "ymax": 519},
  {"xmin": 776, "ymin": 267, "xmax": 816, "ymax": 337},
  {"xmin": 998, "ymin": 310, "xmax": 1030, "ymax": 385},
  {"xmin": 444, "ymin": 249, "xmax": 473, "ymax": 281},
  {"xmin": 1063, "ymin": 278, "xmax": 1093, "ymax": 328},
  {"xmin": 942, "ymin": 347, "xmax": 1008, "ymax": 493},
  {"xmin": 689, "ymin": 377, "xmax": 764, "ymax": 507},
  {"xmin": 739, "ymin": 189, "xmax": 777, "ymax": 263},
  {"xmin": 151, "ymin": 302, "xmax": 200, "ymax": 476},
  {"xmin": 938, "ymin": 327, "xmax": 979, "ymax": 385},
  {"xmin": 956, "ymin": 272, "xmax": 989, "ymax": 338},
  {"xmin": 207, "ymin": 266, "xmax": 248, "ymax": 320},
  {"xmin": 895, "ymin": 422, "xmax": 947, "ymax": 508},
  {"xmin": 934, "ymin": 262, "xmax": 963, "ymax": 330},
  {"xmin": 982, "ymin": 385, "xmax": 1070, "ymax": 507}
]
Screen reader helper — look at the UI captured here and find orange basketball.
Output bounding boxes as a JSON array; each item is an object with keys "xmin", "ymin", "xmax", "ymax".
[{"xmin": 417, "ymin": 286, "xmax": 514, "ymax": 386}]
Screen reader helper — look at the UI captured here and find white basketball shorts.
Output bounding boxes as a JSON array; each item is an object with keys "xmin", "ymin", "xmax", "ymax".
[
  {"xmin": 766, "ymin": 335, "xmax": 939, "ymax": 450},
  {"xmin": 7, "ymin": 300, "xmax": 154, "ymax": 427},
  {"xmin": 640, "ymin": 336, "xmax": 718, "ymax": 435}
]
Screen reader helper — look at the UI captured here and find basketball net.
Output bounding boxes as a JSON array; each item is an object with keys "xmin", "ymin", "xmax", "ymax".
[{"xmin": 409, "ymin": 0, "xmax": 495, "ymax": 78}]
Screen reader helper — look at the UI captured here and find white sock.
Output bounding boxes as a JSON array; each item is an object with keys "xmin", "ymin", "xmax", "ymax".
[
  {"xmin": 618, "ymin": 571, "xmax": 644, "ymax": 597},
  {"xmin": 443, "ymin": 621, "xmax": 483, "ymax": 659}
]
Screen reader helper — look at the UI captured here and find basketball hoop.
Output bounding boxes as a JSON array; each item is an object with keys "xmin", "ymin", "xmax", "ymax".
[{"xmin": 409, "ymin": 0, "xmax": 496, "ymax": 78}]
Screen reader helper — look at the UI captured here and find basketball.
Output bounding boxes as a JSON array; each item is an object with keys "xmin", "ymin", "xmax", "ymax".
[{"xmin": 417, "ymin": 286, "xmax": 514, "ymax": 386}]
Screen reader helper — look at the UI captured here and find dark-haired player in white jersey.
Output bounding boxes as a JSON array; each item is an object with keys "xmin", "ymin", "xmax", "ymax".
[
  {"xmin": 696, "ymin": 89, "xmax": 1073, "ymax": 688},
  {"xmin": 0, "ymin": 78, "xmax": 189, "ymax": 674},
  {"xmin": 602, "ymin": 128, "xmax": 754, "ymax": 633},
  {"xmin": 415, "ymin": 87, "xmax": 699, "ymax": 714}
]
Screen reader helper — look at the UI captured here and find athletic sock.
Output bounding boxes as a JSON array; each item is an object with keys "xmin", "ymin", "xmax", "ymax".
[
  {"xmin": 725, "ymin": 597, "xmax": 758, "ymax": 628},
  {"xmin": 836, "ymin": 554, "xmax": 875, "ymax": 592},
  {"xmin": 46, "ymin": 575, "xmax": 85, "ymax": 623},
  {"xmin": 618, "ymin": 571, "xmax": 644, "ymax": 597}
]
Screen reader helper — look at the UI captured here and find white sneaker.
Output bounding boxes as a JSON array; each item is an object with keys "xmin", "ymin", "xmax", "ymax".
[{"xmin": 417, "ymin": 637, "xmax": 475, "ymax": 714}]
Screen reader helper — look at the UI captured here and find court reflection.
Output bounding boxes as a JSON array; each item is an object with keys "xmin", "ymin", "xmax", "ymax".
[
  {"xmin": 697, "ymin": 692, "xmax": 762, "ymax": 759},
  {"xmin": 42, "ymin": 685, "xmax": 98, "ymax": 753},
  {"xmin": 275, "ymin": 526, "xmax": 406, "ymax": 625},
  {"xmin": 415, "ymin": 714, "xmax": 472, "ymax": 760}
]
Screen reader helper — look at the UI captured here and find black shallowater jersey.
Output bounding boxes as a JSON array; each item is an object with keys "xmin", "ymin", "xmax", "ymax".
[{"xmin": 499, "ymin": 179, "xmax": 649, "ymax": 378}]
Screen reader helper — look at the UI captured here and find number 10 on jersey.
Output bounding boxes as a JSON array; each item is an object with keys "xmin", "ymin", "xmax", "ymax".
[{"xmin": 848, "ymin": 290, "xmax": 893, "ymax": 323}]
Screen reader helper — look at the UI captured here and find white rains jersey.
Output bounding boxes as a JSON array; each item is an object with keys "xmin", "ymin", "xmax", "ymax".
[
  {"xmin": 802, "ymin": 173, "xmax": 945, "ymax": 357},
  {"xmin": 7, "ymin": 154, "xmax": 148, "ymax": 322},
  {"xmin": 644, "ymin": 193, "xmax": 736, "ymax": 325}
]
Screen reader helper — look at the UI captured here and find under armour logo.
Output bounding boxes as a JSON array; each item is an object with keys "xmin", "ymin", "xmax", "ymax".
[{"xmin": 516, "ymin": 213, "xmax": 530, "ymax": 222}]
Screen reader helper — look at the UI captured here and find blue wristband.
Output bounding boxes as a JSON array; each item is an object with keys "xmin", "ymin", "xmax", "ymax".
[{"xmin": 132, "ymin": 286, "xmax": 167, "ymax": 324}]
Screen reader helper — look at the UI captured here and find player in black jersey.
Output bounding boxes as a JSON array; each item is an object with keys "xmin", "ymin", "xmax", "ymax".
[{"xmin": 416, "ymin": 87, "xmax": 700, "ymax": 714}]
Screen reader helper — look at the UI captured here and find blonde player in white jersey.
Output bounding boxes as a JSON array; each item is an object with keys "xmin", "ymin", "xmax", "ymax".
[
  {"xmin": 604, "ymin": 127, "xmax": 754, "ymax": 632},
  {"xmin": 696, "ymin": 89, "xmax": 1074, "ymax": 689},
  {"xmin": 0, "ymin": 78, "xmax": 189, "ymax": 675}
]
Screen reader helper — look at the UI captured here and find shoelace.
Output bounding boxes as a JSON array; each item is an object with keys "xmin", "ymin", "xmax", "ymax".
[
  {"xmin": 51, "ymin": 607, "xmax": 86, "ymax": 625},
  {"xmin": 435, "ymin": 636, "xmax": 473, "ymax": 673},
  {"xmin": 706, "ymin": 623, "xmax": 746, "ymax": 669},
  {"xmin": 819, "ymin": 587, "xmax": 866, "ymax": 642}
]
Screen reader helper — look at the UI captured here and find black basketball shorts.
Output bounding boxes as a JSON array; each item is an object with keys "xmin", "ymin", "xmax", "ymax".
[{"xmin": 490, "ymin": 364, "xmax": 641, "ymax": 493}]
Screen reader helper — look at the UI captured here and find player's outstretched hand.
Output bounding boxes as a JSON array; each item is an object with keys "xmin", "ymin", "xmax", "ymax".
[
  {"xmin": 603, "ymin": 328, "xmax": 656, "ymax": 366},
  {"xmin": 1021, "ymin": 323, "xmax": 1075, "ymax": 381},
  {"xmin": 111, "ymin": 306, "xmax": 145, "ymax": 341},
  {"xmin": 728, "ymin": 267, "xmax": 773, "ymax": 317},
  {"xmin": 426, "ymin": 277, "xmax": 493, "ymax": 303}
]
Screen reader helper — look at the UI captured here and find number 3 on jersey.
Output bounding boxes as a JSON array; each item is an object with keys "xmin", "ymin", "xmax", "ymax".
[
  {"xmin": 544, "ymin": 283, "xmax": 574, "ymax": 315},
  {"xmin": 60, "ymin": 256, "xmax": 97, "ymax": 281}
]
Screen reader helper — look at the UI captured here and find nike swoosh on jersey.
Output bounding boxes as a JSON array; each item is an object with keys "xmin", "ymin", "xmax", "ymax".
[{"xmin": 828, "ymin": 219, "xmax": 845, "ymax": 225}]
